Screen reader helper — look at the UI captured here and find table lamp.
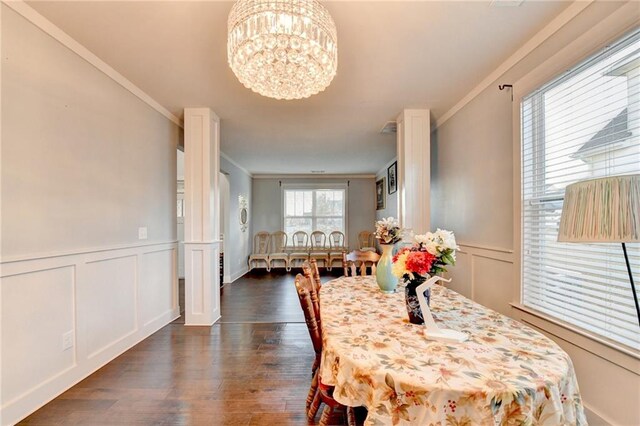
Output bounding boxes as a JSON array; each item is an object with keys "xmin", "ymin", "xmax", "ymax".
[{"xmin": 558, "ymin": 174, "xmax": 640, "ymax": 326}]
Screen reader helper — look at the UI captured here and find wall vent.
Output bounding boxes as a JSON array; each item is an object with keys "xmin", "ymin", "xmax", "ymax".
[
  {"xmin": 311, "ymin": 170, "xmax": 326, "ymax": 174},
  {"xmin": 490, "ymin": 0, "xmax": 524, "ymax": 7},
  {"xmin": 380, "ymin": 121, "xmax": 397, "ymax": 134}
]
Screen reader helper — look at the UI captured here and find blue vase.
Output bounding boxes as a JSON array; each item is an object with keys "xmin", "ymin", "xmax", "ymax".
[{"xmin": 376, "ymin": 244, "xmax": 398, "ymax": 293}]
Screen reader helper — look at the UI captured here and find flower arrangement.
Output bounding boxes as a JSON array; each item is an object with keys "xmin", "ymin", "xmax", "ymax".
[
  {"xmin": 374, "ymin": 217, "xmax": 404, "ymax": 245},
  {"xmin": 392, "ymin": 229, "xmax": 459, "ymax": 280}
]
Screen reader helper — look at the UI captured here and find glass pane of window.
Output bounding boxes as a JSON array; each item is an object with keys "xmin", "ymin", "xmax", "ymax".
[
  {"xmin": 521, "ymin": 29, "xmax": 640, "ymax": 349},
  {"xmin": 284, "ymin": 218, "xmax": 312, "ymax": 239},
  {"xmin": 283, "ymin": 187, "xmax": 346, "ymax": 243},
  {"xmin": 316, "ymin": 218, "xmax": 343, "ymax": 236},
  {"xmin": 285, "ymin": 191, "xmax": 295, "ymax": 216}
]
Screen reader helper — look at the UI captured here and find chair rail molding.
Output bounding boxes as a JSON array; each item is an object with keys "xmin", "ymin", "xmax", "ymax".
[
  {"xmin": 446, "ymin": 242, "xmax": 515, "ymax": 317},
  {"xmin": 183, "ymin": 107, "xmax": 221, "ymax": 326},
  {"xmin": 0, "ymin": 241, "xmax": 179, "ymax": 426}
]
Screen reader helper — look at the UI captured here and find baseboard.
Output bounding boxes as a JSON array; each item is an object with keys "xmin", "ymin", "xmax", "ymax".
[
  {"xmin": 2, "ymin": 308, "xmax": 178, "ymax": 425},
  {"xmin": 229, "ymin": 266, "xmax": 249, "ymax": 283},
  {"xmin": 583, "ymin": 402, "xmax": 612, "ymax": 426},
  {"xmin": 1, "ymin": 242, "xmax": 179, "ymax": 426}
]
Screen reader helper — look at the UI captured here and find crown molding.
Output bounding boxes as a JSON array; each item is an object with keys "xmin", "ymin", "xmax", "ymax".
[
  {"xmin": 3, "ymin": 0, "xmax": 183, "ymax": 128},
  {"xmin": 219, "ymin": 152, "xmax": 253, "ymax": 177},
  {"xmin": 252, "ymin": 174, "xmax": 376, "ymax": 179},
  {"xmin": 435, "ymin": 0, "xmax": 593, "ymax": 129}
]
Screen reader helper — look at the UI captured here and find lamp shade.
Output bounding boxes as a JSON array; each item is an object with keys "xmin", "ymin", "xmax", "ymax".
[{"xmin": 558, "ymin": 174, "xmax": 640, "ymax": 243}]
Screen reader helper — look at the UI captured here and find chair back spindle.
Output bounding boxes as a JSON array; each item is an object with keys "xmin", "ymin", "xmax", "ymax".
[
  {"xmin": 254, "ymin": 232, "xmax": 271, "ymax": 254},
  {"xmin": 329, "ymin": 231, "xmax": 345, "ymax": 251},
  {"xmin": 294, "ymin": 274, "xmax": 322, "ymax": 357},
  {"xmin": 302, "ymin": 261, "xmax": 321, "ymax": 325},
  {"xmin": 343, "ymin": 250, "xmax": 381, "ymax": 276},
  {"xmin": 292, "ymin": 231, "xmax": 309, "ymax": 250},
  {"xmin": 270, "ymin": 231, "xmax": 287, "ymax": 253}
]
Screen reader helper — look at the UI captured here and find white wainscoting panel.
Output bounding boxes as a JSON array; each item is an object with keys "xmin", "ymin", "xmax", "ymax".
[
  {"xmin": 473, "ymin": 255, "xmax": 514, "ymax": 316},
  {"xmin": 0, "ymin": 241, "xmax": 179, "ymax": 426},
  {"xmin": 446, "ymin": 250, "xmax": 472, "ymax": 299},
  {"xmin": 448, "ymin": 243, "xmax": 515, "ymax": 316},
  {"xmin": 184, "ymin": 242, "xmax": 221, "ymax": 326},
  {"xmin": 1, "ymin": 266, "xmax": 76, "ymax": 405},
  {"xmin": 82, "ymin": 255, "xmax": 137, "ymax": 359},
  {"xmin": 140, "ymin": 248, "xmax": 176, "ymax": 328}
]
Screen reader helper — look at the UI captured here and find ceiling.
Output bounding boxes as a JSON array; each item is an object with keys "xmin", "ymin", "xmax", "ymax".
[{"xmin": 28, "ymin": 1, "xmax": 569, "ymax": 175}]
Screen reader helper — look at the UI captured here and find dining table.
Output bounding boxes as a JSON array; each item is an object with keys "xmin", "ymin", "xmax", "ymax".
[{"xmin": 318, "ymin": 275, "xmax": 586, "ymax": 426}]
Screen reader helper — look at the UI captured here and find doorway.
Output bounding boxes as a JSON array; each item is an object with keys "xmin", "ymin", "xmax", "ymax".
[{"xmin": 219, "ymin": 171, "xmax": 231, "ymax": 286}]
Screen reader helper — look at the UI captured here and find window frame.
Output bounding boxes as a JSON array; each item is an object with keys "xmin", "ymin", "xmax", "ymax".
[
  {"xmin": 280, "ymin": 183, "xmax": 349, "ymax": 246},
  {"xmin": 512, "ymin": 26, "xmax": 640, "ymax": 362}
]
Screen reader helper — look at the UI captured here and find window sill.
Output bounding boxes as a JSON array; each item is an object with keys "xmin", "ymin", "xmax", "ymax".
[{"xmin": 510, "ymin": 303, "xmax": 640, "ymax": 373}]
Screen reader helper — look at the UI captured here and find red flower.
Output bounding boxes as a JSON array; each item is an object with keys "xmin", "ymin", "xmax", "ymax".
[{"xmin": 405, "ymin": 251, "xmax": 436, "ymax": 275}]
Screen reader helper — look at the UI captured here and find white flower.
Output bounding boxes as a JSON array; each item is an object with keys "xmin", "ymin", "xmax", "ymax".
[
  {"xmin": 414, "ymin": 232, "xmax": 434, "ymax": 246},
  {"xmin": 425, "ymin": 240, "xmax": 439, "ymax": 255},
  {"xmin": 435, "ymin": 228, "xmax": 458, "ymax": 251}
]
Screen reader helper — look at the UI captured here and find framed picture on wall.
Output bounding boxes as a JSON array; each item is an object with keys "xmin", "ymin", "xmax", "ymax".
[
  {"xmin": 376, "ymin": 177, "xmax": 386, "ymax": 210},
  {"xmin": 387, "ymin": 161, "xmax": 397, "ymax": 194}
]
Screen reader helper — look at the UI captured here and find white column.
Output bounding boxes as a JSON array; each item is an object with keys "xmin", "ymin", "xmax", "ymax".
[
  {"xmin": 183, "ymin": 108, "xmax": 221, "ymax": 326},
  {"xmin": 397, "ymin": 109, "xmax": 431, "ymax": 235}
]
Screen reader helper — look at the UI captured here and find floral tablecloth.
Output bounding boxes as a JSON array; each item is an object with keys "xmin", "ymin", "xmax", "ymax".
[{"xmin": 318, "ymin": 276, "xmax": 586, "ymax": 426}]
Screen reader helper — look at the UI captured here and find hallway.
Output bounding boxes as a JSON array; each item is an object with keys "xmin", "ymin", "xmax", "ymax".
[{"xmin": 19, "ymin": 272, "xmax": 340, "ymax": 425}]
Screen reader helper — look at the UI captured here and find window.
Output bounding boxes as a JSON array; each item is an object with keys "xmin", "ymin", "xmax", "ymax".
[
  {"xmin": 283, "ymin": 186, "xmax": 346, "ymax": 240},
  {"xmin": 521, "ymin": 29, "xmax": 640, "ymax": 350}
]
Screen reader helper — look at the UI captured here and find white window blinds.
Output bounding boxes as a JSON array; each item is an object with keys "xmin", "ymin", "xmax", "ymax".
[
  {"xmin": 521, "ymin": 29, "xmax": 640, "ymax": 350},
  {"xmin": 283, "ymin": 188, "xmax": 346, "ymax": 239}
]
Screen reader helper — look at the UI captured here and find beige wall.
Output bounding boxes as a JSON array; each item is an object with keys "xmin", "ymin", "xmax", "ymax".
[
  {"xmin": 1, "ymin": 5, "xmax": 179, "ymax": 259},
  {"xmin": 252, "ymin": 177, "xmax": 375, "ymax": 251},
  {"xmin": 1, "ymin": 6, "xmax": 180, "ymax": 424},
  {"xmin": 431, "ymin": 2, "xmax": 640, "ymax": 425},
  {"xmin": 431, "ymin": 87, "xmax": 513, "ymax": 249},
  {"xmin": 220, "ymin": 156, "xmax": 252, "ymax": 281}
]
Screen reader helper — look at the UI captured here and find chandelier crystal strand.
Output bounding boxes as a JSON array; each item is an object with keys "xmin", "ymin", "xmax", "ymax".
[{"xmin": 228, "ymin": 0, "xmax": 338, "ymax": 100}]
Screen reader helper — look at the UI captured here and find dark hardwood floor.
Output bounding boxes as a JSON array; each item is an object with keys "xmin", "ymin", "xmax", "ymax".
[{"xmin": 19, "ymin": 268, "xmax": 348, "ymax": 426}]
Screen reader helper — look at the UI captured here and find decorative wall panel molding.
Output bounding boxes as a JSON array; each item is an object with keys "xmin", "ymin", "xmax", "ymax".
[{"xmin": 0, "ymin": 241, "xmax": 179, "ymax": 426}]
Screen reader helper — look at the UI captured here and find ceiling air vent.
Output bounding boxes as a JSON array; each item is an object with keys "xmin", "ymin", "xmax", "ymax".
[
  {"xmin": 490, "ymin": 0, "xmax": 524, "ymax": 6},
  {"xmin": 311, "ymin": 170, "xmax": 326, "ymax": 174},
  {"xmin": 380, "ymin": 121, "xmax": 397, "ymax": 134}
]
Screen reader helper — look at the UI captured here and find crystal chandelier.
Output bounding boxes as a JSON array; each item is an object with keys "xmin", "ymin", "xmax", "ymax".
[{"xmin": 227, "ymin": 0, "xmax": 338, "ymax": 100}]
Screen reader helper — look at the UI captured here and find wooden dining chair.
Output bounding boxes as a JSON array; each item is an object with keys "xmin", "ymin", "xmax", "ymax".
[
  {"xmin": 357, "ymin": 230, "xmax": 376, "ymax": 252},
  {"xmin": 248, "ymin": 231, "xmax": 271, "ymax": 271},
  {"xmin": 343, "ymin": 250, "xmax": 381, "ymax": 276},
  {"xmin": 302, "ymin": 259, "xmax": 322, "ymax": 354},
  {"xmin": 267, "ymin": 231, "xmax": 289, "ymax": 271},
  {"xmin": 327, "ymin": 231, "xmax": 346, "ymax": 271},
  {"xmin": 304, "ymin": 258, "xmax": 322, "ymax": 292},
  {"xmin": 288, "ymin": 231, "xmax": 309, "ymax": 270},
  {"xmin": 294, "ymin": 274, "xmax": 356, "ymax": 426},
  {"xmin": 309, "ymin": 231, "xmax": 329, "ymax": 268}
]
